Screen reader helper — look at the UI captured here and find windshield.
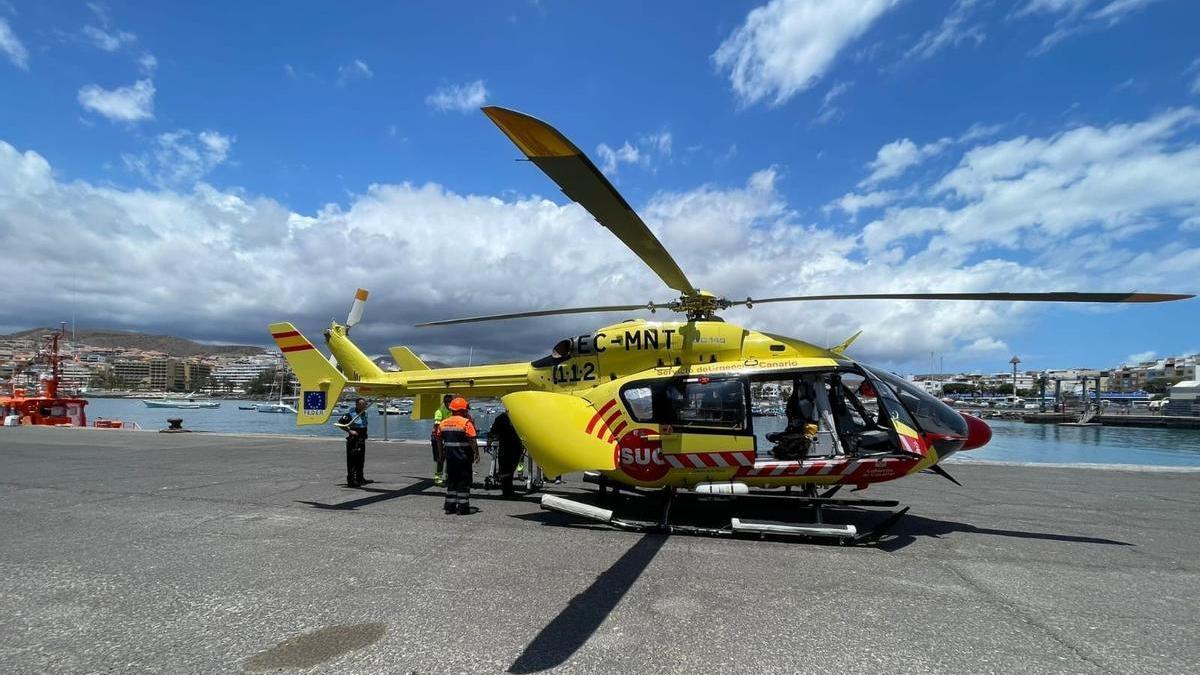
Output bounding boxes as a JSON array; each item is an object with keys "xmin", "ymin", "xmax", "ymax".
[{"xmin": 865, "ymin": 366, "xmax": 968, "ymax": 439}]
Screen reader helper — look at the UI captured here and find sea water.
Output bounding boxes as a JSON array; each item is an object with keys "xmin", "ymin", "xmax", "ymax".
[
  {"xmin": 78, "ymin": 399, "xmax": 1200, "ymax": 469},
  {"xmin": 84, "ymin": 398, "xmax": 501, "ymax": 442}
]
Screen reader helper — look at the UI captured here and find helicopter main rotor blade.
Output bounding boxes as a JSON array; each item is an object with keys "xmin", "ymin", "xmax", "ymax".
[
  {"xmin": 735, "ymin": 291, "xmax": 1194, "ymax": 307},
  {"xmin": 482, "ymin": 106, "xmax": 698, "ymax": 297},
  {"xmin": 415, "ymin": 302, "xmax": 672, "ymax": 327}
]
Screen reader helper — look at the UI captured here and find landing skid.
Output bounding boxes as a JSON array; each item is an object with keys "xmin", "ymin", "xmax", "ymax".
[{"xmin": 540, "ymin": 488, "xmax": 910, "ymax": 545}]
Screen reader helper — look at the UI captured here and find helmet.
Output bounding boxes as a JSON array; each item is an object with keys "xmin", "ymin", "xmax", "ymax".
[{"xmin": 449, "ymin": 397, "xmax": 469, "ymax": 411}]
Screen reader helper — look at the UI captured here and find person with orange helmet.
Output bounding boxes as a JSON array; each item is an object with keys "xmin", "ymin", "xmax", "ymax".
[{"xmin": 435, "ymin": 396, "xmax": 478, "ymax": 515}]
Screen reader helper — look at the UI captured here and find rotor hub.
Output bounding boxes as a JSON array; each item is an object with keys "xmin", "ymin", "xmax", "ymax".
[{"xmin": 672, "ymin": 290, "xmax": 722, "ymax": 321}]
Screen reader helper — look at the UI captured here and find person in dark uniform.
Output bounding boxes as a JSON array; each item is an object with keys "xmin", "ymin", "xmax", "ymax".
[
  {"xmin": 435, "ymin": 397, "xmax": 478, "ymax": 514},
  {"xmin": 343, "ymin": 398, "xmax": 371, "ymax": 487},
  {"xmin": 487, "ymin": 412, "xmax": 523, "ymax": 498}
]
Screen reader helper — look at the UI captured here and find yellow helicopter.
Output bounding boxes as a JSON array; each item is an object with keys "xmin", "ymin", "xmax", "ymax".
[{"xmin": 270, "ymin": 107, "xmax": 1192, "ymax": 542}]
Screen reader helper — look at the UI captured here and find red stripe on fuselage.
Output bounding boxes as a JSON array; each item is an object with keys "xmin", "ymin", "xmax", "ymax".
[
  {"xmin": 586, "ymin": 400, "xmax": 618, "ymax": 435},
  {"xmin": 280, "ymin": 344, "xmax": 314, "ymax": 353},
  {"xmin": 271, "ymin": 331, "xmax": 301, "ymax": 339}
]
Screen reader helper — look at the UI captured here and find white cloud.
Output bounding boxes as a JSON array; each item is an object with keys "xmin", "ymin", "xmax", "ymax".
[
  {"xmin": 336, "ymin": 58, "xmax": 373, "ymax": 85},
  {"xmin": 964, "ymin": 337, "xmax": 1010, "ymax": 354},
  {"xmin": 82, "ymin": 24, "xmax": 135, "ymax": 51},
  {"xmin": 860, "ymin": 137, "xmax": 951, "ymax": 187},
  {"xmin": 713, "ymin": 0, "xmax": 899, "ymax": 107},
  {"xmin": 77, "ymin": 79, "xmax": 155, "ymax": 122},
  {"xmin": 958, "ymin": 122, "xmax": 1005, "ymax": 143},
  {"xmin": 594, "ymin": 131, "xmax": 675, "ymax": 175},
  {"xmin": 904, "ymin": 0, "xmax": 986, "ymax": 61},
  {"xmin": 1017, "ymin": 0, "xmax": 1167, "ymax": 53},
  {"xmin": 814, "ymin": 80, "xmax": 853, "ymax": 125},
  {"xmin": 1125, "ymin": 350, "xmax": 1157, "ymax": 364},
  {"xmin": 1187, "ymin": 58, "xmax": 1200, "ymax": 96},
  {"xmin": 425, "ymin": 80, "xmax": 488, "ymax": 113},
  {"xmin": 138, "ymin": 52, "xmax": 157, "ymax": 74},
  {"xmin": 0, "ymin": 138, "xmax": 1022, "ymax": 366},
  {"xmin": 122, "ymin": 129, "xmax": 234, "ymax": 187},
  {"xmin": 0, "ymin": 17, "xmax": 28, "ymax": 69},
  {"xmin": 595, "ymin": 142, "xmax": 642, "ymax": 175},
  {"xmin": 859, "ymin": 108, "xmax": 1200, "ymax": 274},
  {"xmin": 826, "ymin": 189, "xmax": 899, "ymax": 218},
  {"xmin": 642, "ymin": 131, "xmax": 672, "ymax": 157},
  {"xmin": 1089, "ymin": 0, "xmax": 1164, "ymax": 22},
  {"xmin": 858, "ymin": 122, "xmax": 1008, "ymax": 188}
]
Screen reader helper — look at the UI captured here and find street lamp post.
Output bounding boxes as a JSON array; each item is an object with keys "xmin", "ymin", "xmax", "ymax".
[{"xmin": 1009, "ymin": 356, "xmax": 1021, "ymax": 406}]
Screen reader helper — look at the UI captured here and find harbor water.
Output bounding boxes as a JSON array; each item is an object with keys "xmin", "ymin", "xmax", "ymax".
[
  {"xmin": 76, "ymin": 399, "xmax": 1200, "ymax": 469},
  {"xmin": 84, "ymin": 398, "xmax": 503, "ymax": 442}
]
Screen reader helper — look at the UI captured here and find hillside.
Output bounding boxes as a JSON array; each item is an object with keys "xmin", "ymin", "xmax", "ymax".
[{"xmin": 3, "ymin": 328, "xmax": 266, "ymax": 358}]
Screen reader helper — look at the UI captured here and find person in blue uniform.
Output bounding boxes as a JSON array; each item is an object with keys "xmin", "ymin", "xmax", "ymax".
[{"xmin": 343, "ymin": 397, "xmax": 371, "ymax": 487}]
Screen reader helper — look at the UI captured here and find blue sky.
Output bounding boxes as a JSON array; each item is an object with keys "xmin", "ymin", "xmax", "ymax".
[{"xmin": 0, "ymin": 0, "xmax": 1197, "ymax": 375}]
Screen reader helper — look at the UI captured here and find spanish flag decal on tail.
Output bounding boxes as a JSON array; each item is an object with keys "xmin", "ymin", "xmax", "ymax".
[{"xmin": 268, "ymin": 322, "xmax": 346, "ymax": 425}]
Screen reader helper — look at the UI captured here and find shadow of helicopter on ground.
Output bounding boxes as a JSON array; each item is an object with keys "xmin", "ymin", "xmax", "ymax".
[
  {"xmin": 507, "ymin": 532, "xmax": 666, "ymax": 674},
  {"xmin": 295, "ymin": 478, "xmax": 437, "ymax": 511},
  {"xmin": 511, "ymin": 491, "xmax": 1134, "ymax": 550},
  {"xmin": 296, "ymin": 476, "xmax": 546, "ymax": 511},
  {"xmin": 503, "ymin": 499, "xmax": 1132, "ymax": 672},
  {"xmin": 876, "ymin": 513, "xmax": 1133, "ymax": 551}
]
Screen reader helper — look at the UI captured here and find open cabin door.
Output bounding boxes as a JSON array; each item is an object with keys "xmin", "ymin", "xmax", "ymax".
[
  {"xmin": 617, "ymin": 376, "xmax": 755, "ymax": 484},
  {"xmin": 747, "ymin": 367, "xmax": 924, "ymax": 462}
]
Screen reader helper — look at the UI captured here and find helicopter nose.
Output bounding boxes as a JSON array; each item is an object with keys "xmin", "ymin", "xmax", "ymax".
[{"xmin": 960, "ymin": 413, "xmax": 992, "ymax": 450}]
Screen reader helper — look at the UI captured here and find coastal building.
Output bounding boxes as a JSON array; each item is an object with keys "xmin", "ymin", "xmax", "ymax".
[
  {"xmin": 1164, "ymin": 381, "xmax": 1200, "ymax": 416},
  {"xmin": 59, "ymin": 362, "xmax": 94, "ymax": 390},
  {"xmin": 980, "ymin": 371, "xmax": 1039, "ymax": 391},
  {"xmin": 1108, "ymin": 354, "xmax": 1199, "ymax": 391},
  {"xmin": 210, "ymin": 354, "xmax": 283, "ymax": 393},
  {"xmin": 109, "ymin": 357, "xmax": 214, "ymax": 391}
]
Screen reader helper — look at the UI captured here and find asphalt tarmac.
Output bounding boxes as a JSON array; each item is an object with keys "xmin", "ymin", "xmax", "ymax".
[{"xmin": 0, "ymin": 427, "xmax": 1197, "ymax": 674}]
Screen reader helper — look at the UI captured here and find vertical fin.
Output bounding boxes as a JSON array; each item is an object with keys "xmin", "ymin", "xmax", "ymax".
[
  {"xmin": 268, "ymin": 322, "xmax": 346, "ymax": 426},
  {"xmin": 829, "ymin": 330, "xmax": 863, "ymax": 355}
]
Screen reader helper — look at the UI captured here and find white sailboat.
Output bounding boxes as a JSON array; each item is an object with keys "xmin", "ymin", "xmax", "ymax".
[{"xmin": 256, "ymin": 371, "xmax": 297, "ymax": 414}]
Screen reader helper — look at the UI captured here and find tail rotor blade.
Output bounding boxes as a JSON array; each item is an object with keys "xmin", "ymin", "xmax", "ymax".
[{"xmin": 346, "ymin": 288, "xmax": 369, "ymax": 330}]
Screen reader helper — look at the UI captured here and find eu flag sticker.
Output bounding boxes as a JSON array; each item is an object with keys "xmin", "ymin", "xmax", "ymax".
[{"xmin": 303, "ymin": 391, "xmax": 326, "ymax": 416}]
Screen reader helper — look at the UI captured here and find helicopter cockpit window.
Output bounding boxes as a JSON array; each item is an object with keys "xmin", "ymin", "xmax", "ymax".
[
  {"xmin": 664, "ymin": 378, "xmax": 747, "ymax": 431},
  {"xmin": 863, "ymin": 369, "xmax": 919, "ymax": 432},
  {"xmin": 865, "ymin": 367, "xmax": 968, "ymax": 439},
  {"xmin": 620, "ymin": 386, "xmax": 655, "ymax": 422}
]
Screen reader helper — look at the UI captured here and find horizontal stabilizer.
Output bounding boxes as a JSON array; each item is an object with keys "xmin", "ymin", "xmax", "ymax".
[{"xmin": 389, "ymin": 346, "xmax": 430, "ymax": 371}]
